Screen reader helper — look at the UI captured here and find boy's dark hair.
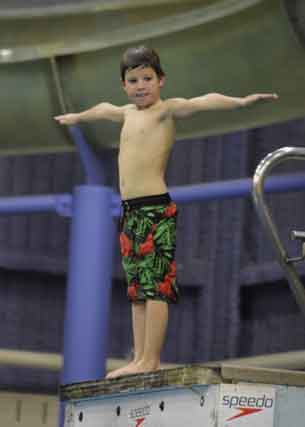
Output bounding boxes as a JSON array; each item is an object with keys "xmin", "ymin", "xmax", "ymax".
[{"xmin": 120, "ymin": 46, "xmax": 165, "ymax": 81}]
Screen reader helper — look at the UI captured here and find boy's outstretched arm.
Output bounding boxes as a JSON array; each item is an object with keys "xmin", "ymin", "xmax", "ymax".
[
  {"xmin": 166, "ymin": 93, "xmax": 279, "ymax": 118},
  {"xmin": 54, "ymin": 102, "xmax": 130, "ymax": 125}
]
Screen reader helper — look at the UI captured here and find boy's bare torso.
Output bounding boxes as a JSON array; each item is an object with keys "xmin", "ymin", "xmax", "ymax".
[{"xmin": 119, "ymin": 100, "xmax": 175, "ymax": 200}]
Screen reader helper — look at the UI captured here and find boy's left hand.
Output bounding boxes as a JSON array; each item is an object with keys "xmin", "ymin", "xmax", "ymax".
[{"xmin": 243, "ymin": 93, "xmax": 279, "ymax": 107}]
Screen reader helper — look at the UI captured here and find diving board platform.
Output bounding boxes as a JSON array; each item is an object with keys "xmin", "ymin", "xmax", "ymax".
[{"xmin": 61, "ymin": 364, "xmax": 305, "ymax": 426}]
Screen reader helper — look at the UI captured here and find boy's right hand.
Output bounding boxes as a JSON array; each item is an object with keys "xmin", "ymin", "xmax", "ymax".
[{"xmin": 54, "ymin": 113, "xmax": 79, "ymax": 126}]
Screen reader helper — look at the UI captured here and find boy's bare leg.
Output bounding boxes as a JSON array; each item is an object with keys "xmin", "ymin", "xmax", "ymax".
[
  {"xmin": 106, "ymin": 302, "xmax": 145, "ymax": 379},
  {"xmin": 108, "ymin": 300, "xmax": 168, "ymax": 377},
  {"xmin": 136, "ymin": 300, "xmax": 168, "ymax": 371},
  {"xmin": 106, "ymin": 300, "xmax": 168, "ymax": 378},
  {"xmin": 132, "ymin": 302, "xmax": 146, "ymax": 362}
]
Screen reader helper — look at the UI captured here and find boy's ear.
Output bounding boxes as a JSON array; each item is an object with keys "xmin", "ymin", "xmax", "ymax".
[
  {"xmin": 159, "ymin": 76, "xmax": 165, "ymax": 87},
  {"xmin": 121, "ymin": 78, "xmax": 127, "ymax": 91}
]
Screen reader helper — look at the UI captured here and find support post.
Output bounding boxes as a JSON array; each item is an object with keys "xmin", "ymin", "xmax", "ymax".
[
  {"xmin": 62, "ymin": 185, "xmax": 114, "ymax": 385},
  {"xmin": 68, "ymin": 125, "xmax": 105, "ymax": 185}
]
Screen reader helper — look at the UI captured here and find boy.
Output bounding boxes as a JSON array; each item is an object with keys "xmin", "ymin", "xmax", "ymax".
[{"xmin": 55, "ymin": 46, "xmax": 278, "ymax": 379}]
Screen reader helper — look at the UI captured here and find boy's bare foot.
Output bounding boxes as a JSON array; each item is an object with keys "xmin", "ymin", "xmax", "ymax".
[
  {"xmin": 106, "ymin": 360, "xmax": 160, "ymax": 379},
  {"xmin": 106, "ymin": 361, "xmax": 138, "ymax": 379}
]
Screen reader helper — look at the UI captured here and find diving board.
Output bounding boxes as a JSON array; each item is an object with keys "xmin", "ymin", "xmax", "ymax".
[{"xmin": 61, "ymin": 364, "xmax": 305, "ymax": 426}]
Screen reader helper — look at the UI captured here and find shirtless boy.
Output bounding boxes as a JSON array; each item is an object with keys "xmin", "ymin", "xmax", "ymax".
[{"xmin": 55, "ymin": 46, "xmax": 278, "ymax": 379}]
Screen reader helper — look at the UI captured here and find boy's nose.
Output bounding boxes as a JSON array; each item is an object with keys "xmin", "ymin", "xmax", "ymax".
[{"xmin": 137, "ymin": 80, "xmax": 146, "ymax": 89}]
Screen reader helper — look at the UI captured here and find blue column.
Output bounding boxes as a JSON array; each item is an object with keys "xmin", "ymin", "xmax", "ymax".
[
  {"xmin": 62, "ymin": 185, "xmax": 114, "ymax": 385},
  {"xmin": 68, "ymin": 125, "xmax": 105, "ymax": 185}
]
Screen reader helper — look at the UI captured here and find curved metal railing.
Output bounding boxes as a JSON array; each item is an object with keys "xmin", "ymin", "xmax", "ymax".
[{"xmin": 252, "ymin": 147, "xmax": 305, "ymax": 317}]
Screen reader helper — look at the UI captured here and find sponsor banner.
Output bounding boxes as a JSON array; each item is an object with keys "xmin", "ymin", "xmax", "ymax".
[
  {"xmin": 116, "ymin": 386, "xmax": 217, "ymax": 427},
  {"xmin": 219, "ymin": 383, "xmax": 275, "ymax": 427},
  {"xmin": 68, "ymin": 385, "xmax": 217, "ymax": 426}
]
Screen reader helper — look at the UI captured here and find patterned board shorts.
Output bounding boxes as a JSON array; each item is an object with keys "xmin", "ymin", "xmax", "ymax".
[{"xmin": 119, "ymin": 193, "xmax": 179, "ymax": 304}]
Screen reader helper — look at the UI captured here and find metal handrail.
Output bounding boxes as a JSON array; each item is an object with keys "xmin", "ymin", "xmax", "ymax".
[{"xmin": 252, "ymin": 147, "xmax": 305, "ymax": 317}]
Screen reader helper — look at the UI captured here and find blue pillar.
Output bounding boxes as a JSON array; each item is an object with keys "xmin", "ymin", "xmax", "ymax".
[
  {"xmin": 68, "ymin": 125, "xmax": 105, "ymax": 185},
  {"xmin": 62, "ymin": 185, "xmax": 114, "ymax": 385}
]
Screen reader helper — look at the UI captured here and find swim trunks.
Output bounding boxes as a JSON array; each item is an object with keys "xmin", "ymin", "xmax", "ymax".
[{"xmin": 119, "ymin": 193, "xmax": 179, "ymax": 304}]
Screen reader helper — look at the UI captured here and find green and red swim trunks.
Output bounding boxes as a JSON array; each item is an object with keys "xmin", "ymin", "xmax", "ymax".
[{"xmin": 119, "ymin": 193, "xmax": 179, "ymax": 304}]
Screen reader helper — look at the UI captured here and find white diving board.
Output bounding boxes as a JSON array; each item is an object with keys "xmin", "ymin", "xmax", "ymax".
[{"xmin": 61, "ymin": 363, "xmax": 305, "ymax": 426}]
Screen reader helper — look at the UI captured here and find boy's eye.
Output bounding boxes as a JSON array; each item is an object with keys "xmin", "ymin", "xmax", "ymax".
[
  {"xmin": 144, "ymin": 76, "xmax": 152, "ymax": 81},
  {"xmin": 128, "ymin": 79, "xmax": 137, "ymax": 84}
]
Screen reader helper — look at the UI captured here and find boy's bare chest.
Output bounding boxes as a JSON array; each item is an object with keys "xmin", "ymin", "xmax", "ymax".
[
  {"xmin": 121, "ymin": 111, "xmax": 173, "ymax": 144},
  {"xmin": 121, "ymin": 112, "xmax": 164, "ymax": 142}
]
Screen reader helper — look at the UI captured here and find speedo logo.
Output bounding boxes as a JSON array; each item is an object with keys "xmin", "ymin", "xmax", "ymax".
[{"xmin": 222, "ymin": 394, "xmax": 274, "ymax": 409}]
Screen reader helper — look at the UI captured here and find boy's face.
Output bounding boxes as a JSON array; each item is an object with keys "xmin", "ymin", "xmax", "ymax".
[{"xmin": 122, "ymin": 65, "xmax": 165, "ymax": 109}]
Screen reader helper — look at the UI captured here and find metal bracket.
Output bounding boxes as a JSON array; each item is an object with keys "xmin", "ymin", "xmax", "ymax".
[{"xmin": 287, "ymin": 230, "xmax": 305, "ymax": 264}]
